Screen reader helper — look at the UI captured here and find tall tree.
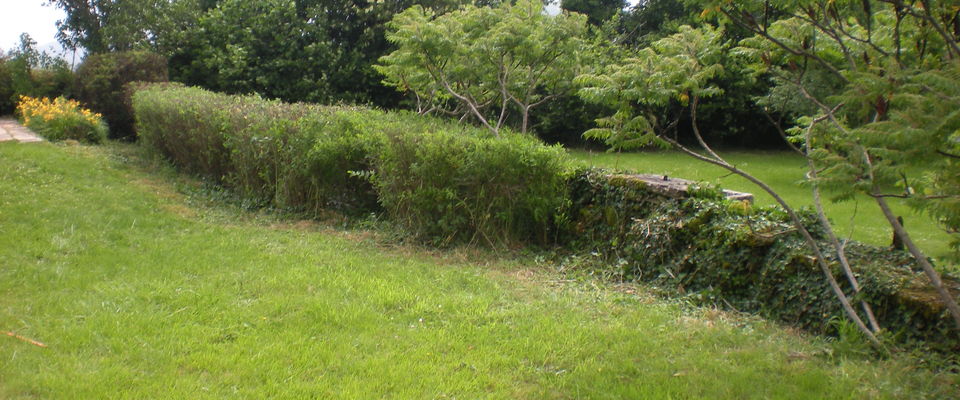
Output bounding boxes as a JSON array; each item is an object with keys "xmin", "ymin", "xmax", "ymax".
[{"xmin": 47, "ymin": 0, "xmax": 201, "ymax": 53}]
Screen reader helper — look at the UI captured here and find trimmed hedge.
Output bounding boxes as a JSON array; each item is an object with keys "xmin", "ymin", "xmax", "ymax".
[
  {"xmin": 132, "ymin": 85, "xmax": 570, "ymax": 244},
  {"xmin": 566, "ymin": 169, "xmax": 960, "ymax": 351},
  {"xmin": 76, "ymin": 51, "xmax": 168, "ymax": 139}
]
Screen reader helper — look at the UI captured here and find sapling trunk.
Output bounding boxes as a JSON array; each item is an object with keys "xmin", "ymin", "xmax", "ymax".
[{"xmin": 802, "ymin": 118, "xmax": 880, "ymax": 333}]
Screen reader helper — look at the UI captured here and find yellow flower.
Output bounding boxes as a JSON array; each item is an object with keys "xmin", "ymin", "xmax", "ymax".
[{"xmin": 16, "ymin": 95, "xmax": 104, "ymax": 130}]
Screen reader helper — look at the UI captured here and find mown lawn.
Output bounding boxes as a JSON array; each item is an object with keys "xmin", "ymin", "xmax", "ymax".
[
  {"xmin": 1, "ymin": 142, "xmax": 957, "ymax": 398},
  {"xmin": 568, "ymin": 149, "xmax": 953, "ymax": 260}
]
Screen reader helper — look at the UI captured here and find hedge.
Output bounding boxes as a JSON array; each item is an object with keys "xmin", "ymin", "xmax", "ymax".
[
  {"xmin": 566, "ymin": 169, "xmax": 960, "ymax": 351},
  {"xmin": 132, "ymin": 85, "xmax": 570, "ymax": 245}
]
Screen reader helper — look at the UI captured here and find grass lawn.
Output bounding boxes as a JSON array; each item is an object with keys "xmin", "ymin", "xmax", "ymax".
[
  {"xmin": 1, "ymin": 142, "xmax": 957, "ymax": 398},
  {"xmin": 568, "ymin": 149, "xmax": 954, "ymax": 261}
]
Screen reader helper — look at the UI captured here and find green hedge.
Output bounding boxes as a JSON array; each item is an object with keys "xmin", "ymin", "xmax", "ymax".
[
  {"xmin": 566, "ymin": 169, "xmax": 960, "ymax": 351},
  {"xmin": 132, "ymin": 85, "xmax": 570, "ymax": 244}
]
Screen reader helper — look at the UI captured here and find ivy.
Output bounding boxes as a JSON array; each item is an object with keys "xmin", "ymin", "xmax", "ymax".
[{"xmin": 565, "ymin": 168, "xmax": 960, "ymax": 352}]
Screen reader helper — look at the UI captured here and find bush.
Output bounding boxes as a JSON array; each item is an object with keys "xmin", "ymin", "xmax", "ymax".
[
  {"xmin": 0, "ymin": 61, "xmax": 13, "ymax": 115},
  {"xmin": 565, "ymin": 169, "xmax": 960, "ymax": 351},
  {"xmin": 76, "ymin": 51, "xmax": 168, "ymax": 139},
  {"xmin": 132, "ymin": 85, "xmax": 571, "ymax": 244},
  {"xmin": 16, "ymin": 95, "xmax": 108, "ymax": 143},
  {"xmin": 0, "ymin": 57, "xmax": 74, "ymax": 115}
]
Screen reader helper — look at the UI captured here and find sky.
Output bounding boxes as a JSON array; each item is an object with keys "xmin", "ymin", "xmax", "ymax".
[{"xmin": 0, "ymin": 0, "xmax": 68, "ymax": 55}]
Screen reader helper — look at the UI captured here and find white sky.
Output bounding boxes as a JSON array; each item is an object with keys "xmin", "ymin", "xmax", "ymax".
[{"xmin": 0, "ymin": 0, "xmax": 66, "ymax": 54}]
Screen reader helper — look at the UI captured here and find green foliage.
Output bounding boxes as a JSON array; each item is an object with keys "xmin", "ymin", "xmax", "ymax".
[
  {"xmin": 28, "ymin": 111, "xmax": 108, "ymax": 144},
  {"xmin": 568, "ymin": 149, "xmax": 954, "ymax": 259},
  {"xmin": 378, "ymin": 0, "xmax": 594, "ymax": 135},
  {"xmin": 170, "ymin": 0, "xmax": 337, "ymax": 104},
  {"xmin": 617, "ymin": 0, "xmax": 699, "ymax": 46},
  {"xmin": 374, "ymin": 127, "xmax": 571, "ymax": 245},
  {"xmin": 0, "ymin": 34, "xmax": 74, "ymax": 114},
  {"xmin": 75, "ymin": 51, "xmax": 169, "ymax": 140},
  {"xmin": 132, "ymin": 85, "xmax": 571, "ymax": 245},
  {"xmin": 47, "ymin": 0, "xmax": 201, "ymax": 53},
  {"xmin": 0, "ymin": 56, "xmax": 14, "ymax": 115},
  {"xmin": 166, "ymin": 0, "xmax": 469, "ymax": 107},
  {"xmin": 577, "ymin": 24, "xmax": 726, "ymax": 150},
  {"xmin": 565, "ymin": 168, "xmax": 960, "ymax": 351},
  {"xmin": 133, "ymin": 85, "xmax": 364, "ymax": 213},
  {"xmin": 561, "ymin": 0, "xmax": 627, "ymax": 26},
  {"xmin": 698, "ymin": 0, "xmax": 960, "ymax": 259},
  {"xmin": 50, "ymin": 0, "xmax": 469, "ymax": 107}
]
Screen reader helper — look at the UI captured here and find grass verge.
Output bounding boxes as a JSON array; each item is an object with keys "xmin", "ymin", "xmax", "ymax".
[{"xmin": 1, "ymin": 142, "xmax": 957, "ymax": 398}]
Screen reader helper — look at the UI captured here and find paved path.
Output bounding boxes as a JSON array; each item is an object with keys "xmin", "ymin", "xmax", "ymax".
[{"xmin": 0, "ymin": 118, "xmax": 44, "ymax": 143}]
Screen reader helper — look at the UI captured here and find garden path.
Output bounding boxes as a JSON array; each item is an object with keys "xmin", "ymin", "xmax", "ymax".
[{"xmin": 0, "ymin": 118, "xmax": 43, "ymax": 143}]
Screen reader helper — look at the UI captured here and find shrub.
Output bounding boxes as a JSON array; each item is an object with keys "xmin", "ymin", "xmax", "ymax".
[
  {"xmin": 0, "ymin": 58, "xmax": 14, "ymax": 115},
  {"xmin": 0, "ymin": 56, "xmax": 74, "ymax": 115},
  {"xmin": 132, "ymin": 85, "xmax": 571, "ymax": 244},
  {"xmin": 16, "ymin": 95, "xmax": 108, "ymax": 143},
  {"xmin": 75, "ymin": 51, "xmax": 168, "ymax": 139},
  {"xmin": 566, "ymin": 169, "xmax": 960, "ymax": 351}
]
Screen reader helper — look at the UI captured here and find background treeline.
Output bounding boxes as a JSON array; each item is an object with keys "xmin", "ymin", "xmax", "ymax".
[{"xmin": 13, "ymin": 0, "xmax": 783, "ymax": 148}]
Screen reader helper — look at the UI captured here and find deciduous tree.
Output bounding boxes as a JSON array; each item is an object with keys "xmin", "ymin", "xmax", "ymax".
[{"xmin": 378, "ymin": 0, "xmax": 593, "ymax": 136}]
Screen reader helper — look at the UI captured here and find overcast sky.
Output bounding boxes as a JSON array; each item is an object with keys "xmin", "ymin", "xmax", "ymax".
[{"xmin": 0, "ymin": 0, "xmax": 66, "ymax": 54}]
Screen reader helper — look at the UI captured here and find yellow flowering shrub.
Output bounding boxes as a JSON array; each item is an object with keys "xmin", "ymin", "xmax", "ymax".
[{"xmin": 16, "ymin": 95, "xmax": 108, "ymax": 143}]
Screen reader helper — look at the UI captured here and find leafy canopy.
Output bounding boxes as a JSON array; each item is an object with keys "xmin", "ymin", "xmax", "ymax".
[
  {"xmin": 576, "ymin": 24, "xmax": 726, "ymax": 150},
  {"xmin": 377, "ymin": 0, "xmax": 593, "ymax": 135}
]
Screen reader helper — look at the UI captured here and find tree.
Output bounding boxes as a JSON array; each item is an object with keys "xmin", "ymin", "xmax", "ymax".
[
  {"xmin": 3, "ymin": 34, "xmax": 73, "ymax": 110},
  {"xmin": 577, "ymin": 24, "xmax": 890, "ymax": 346},
  {"xmin": 561, "ymin": 0, "xmax": 626, "ymax": 26},
  {"xmin": 46, "ymin": 0, "xmax": 201, "ymax": 53},
  {"xmin": 693, "ymin": 0, "xmax": 960, "ymax": 330},
  {"xmin": 580, "ymin": 0, "xmax": 960, "ymax": 340},
  {"xmin": 615, "ymin": 0, "xmax": 698, "ymax": 46},
  {"xmin": 377, "ymin": 0, "xmax": 593, "ymax": 136},
  {"xmin": 48, "ymin": 0, "xmax": 479, "ymax": 107},
  {"xmin": 168, "ymin": 0, "xmax": 337, "ymax": 103}
]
